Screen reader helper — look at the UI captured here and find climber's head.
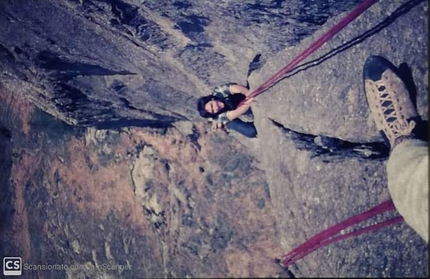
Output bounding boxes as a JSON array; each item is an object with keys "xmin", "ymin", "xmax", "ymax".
[{"xmin": 197, "ymin": 95, "xmax": 227, "ymax": 118}]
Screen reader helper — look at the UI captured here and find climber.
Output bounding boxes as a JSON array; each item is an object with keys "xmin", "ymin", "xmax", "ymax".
[{"xmin": 197, "ymin": 83, "xmax": 258, "ymax": 138}]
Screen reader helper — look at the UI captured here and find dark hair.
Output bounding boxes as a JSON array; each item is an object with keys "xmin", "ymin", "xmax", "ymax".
[
  {"xmin": 197, "ymin": 95, "xmax": 228, "ymax": 118},
  {"xmin": 197, "ymin": 93, "xmax": 246, "ymax": 118}
]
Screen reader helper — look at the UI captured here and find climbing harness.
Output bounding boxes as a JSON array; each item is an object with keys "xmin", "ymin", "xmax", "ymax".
[{"xmin": 234, "ymin": 0, "xmax": 407, "ymax": 268}]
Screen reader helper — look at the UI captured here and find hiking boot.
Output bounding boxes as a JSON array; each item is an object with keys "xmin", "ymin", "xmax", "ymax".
[{"xmin": 363, "ymin": 55, "xmax": 418, "ymax": 150}]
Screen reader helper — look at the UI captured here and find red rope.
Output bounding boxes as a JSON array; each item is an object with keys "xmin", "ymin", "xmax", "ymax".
[
  {"xmin": 282, "ymin": 200, "xmax": 395, "ymax": 260},
  {"xmin": 239, "ymin": 0, "xmax": 379, "ymax": 107},
  {"xmin": 283, "ymin": 216, "xmax": 404, "ymax": 267},
  {"xmin": 281, "ymin": 200, "xmax": 404, "ymax": 268}
]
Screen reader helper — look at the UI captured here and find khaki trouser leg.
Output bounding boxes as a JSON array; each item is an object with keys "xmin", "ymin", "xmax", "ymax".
[{"xmin": 387, "ymin": 139, "xmax": 429, "ymax": 242}]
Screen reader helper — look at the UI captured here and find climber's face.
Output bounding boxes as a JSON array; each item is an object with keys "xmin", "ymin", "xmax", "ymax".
[{"xmin": 205, "ymin": 99, "xmax": 224, "ymax": 114}]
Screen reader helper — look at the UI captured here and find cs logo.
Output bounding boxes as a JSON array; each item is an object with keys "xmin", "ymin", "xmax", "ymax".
[{"xmin": 3, "ymin": 257, "xmax": 22, "ymax": 276}]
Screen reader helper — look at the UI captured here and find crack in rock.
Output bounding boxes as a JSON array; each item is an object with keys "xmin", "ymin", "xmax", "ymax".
[
  {"xmin": 274, "ymin": 258, "xmax": 297, "ymax": 278},
  {"xmin": 270, "ymin": 119, "xmax": 389, "ymax": 161},
  {"xmin": 36, "ymin": 50, "xmax": 134, "ymax": 78},
  {"xmin": 247, "ymin": 53, "xmax": 264, "ymax": 78}
]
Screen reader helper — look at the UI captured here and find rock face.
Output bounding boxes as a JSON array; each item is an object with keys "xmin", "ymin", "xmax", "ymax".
[
  {"xmin": 0, "ymin": 0, "xmax": 428, "ymax": 278},
  {"xmin": 248, "ymin": 0, "xmax": 428, "ymax": 276},
  {"xmin": 0, "ymin": 90, "xmax": 284, "ymax": 278},
  {"xmin": 0, "ymin": 0, "xmax": 364, "ymax": 127}
]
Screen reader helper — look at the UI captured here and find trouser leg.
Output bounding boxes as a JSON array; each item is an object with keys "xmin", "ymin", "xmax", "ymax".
[
  {"xmin": 387, "ymin": 139, "xmax": 429, "ymax": 242},
  {"xmin": 226, "ymin": 119, "xmax": 257, "ymax": 138}
]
